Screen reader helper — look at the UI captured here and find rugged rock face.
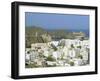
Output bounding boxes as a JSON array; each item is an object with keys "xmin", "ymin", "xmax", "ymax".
[{"xmin": 25, "ymin": 27, "xmax": 52, "ymax": 47}]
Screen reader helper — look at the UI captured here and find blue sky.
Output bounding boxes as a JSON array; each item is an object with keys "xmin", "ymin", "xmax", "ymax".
[{"xmin": 25, "ymin": 12, "xmax": 89, "ymax": 30}]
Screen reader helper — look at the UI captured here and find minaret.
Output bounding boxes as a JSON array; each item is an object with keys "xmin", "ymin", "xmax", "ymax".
[
  {"xmin": 35, "ymin": 32, "xmax": 39, "ymax": 43},
  {"xmin": 35, "ymin": 32, "xmax": 38, "ymax": 37}
]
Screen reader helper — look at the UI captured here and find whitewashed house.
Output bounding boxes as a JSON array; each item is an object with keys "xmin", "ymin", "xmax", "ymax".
[
  {"xmin": 46, "ymin": 61, "xmax": 56, "ymax": 66},
  {"xmin": 68, "ymin": 49, "xmax": 76, "ymax": 58},
  {"xmin": 25, "ymin": 53, "xmax": 30, "ymax": 62},
  {"xmin": 73, "ymin": 58, "xmax": 83, "ymax": 66},
  {"xmin": 49, "ymin": 41, "xmax": 59, "ymax": 47}
]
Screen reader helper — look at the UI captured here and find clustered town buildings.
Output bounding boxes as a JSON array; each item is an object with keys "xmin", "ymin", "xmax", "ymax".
[{"xmin": 25, "ymin": 37, "xmax": 89, "ymax": 68}]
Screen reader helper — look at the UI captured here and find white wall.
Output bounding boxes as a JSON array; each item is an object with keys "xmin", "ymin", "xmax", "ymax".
[{"xmin": 0, "ymin": 0, "xmax": 99, "ymax": 81}]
